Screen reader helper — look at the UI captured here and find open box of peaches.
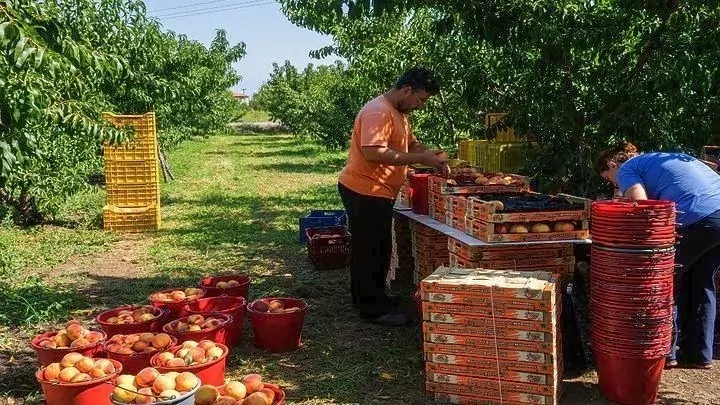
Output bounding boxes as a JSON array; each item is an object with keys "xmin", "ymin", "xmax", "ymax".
[{"xmin": 30, "ymin": 274, "xmax": 305, "ymax": 405}]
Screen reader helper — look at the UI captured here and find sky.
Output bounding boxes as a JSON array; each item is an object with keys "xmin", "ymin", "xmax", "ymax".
[{"xmin": 142, "ymin": 0, "xmax": 340, "ymax": 96}]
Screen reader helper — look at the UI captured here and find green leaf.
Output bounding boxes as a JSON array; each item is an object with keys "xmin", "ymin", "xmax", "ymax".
[
  {"xmin": 15, "ymin": 46, "xmax": 36, "ymax": 68},
  {"xmin": 34, "ymin": 47, "xmax": 46, "ymax": 68},
  {"xmin": 13, "ymin": 36, "xmax": 28, "ymax": 62}
]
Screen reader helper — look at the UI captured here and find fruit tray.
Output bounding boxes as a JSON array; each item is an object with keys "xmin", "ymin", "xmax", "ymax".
[
  {"xmin": 466, "ymin": 192, "xmax": 590, "ymax": 223},
  {"xmin": 447, "ymin": 238, "xmax": 574, "ymax": 261},
  {"xmin": 428, "ymin": 172, "xmax": 530, "ymax": 195},
  {"xmin": 465, "ymin": 219, "xmax": 590, "ymax": 243}
]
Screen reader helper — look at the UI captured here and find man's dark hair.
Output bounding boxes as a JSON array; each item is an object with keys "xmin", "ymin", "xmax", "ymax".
[{"xmin": 394, "ymin": 67, "xmax": 440, "ymax": 95}]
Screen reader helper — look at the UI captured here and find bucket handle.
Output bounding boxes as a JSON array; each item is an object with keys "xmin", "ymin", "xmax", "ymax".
[{"xmin": 105, "ymin": 381, "xmax": 196, "ymax": 404}]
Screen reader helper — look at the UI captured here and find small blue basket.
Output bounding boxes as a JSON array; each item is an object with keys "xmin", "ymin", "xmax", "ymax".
[{"xmin": 299, "ymin": 210, "xmax": 347, "ymax": 243}]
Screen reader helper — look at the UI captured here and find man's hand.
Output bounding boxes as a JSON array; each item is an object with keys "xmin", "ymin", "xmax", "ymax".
[{"xmin": 420, "ymin": 150, "xmax": 448, "ymax": 170}]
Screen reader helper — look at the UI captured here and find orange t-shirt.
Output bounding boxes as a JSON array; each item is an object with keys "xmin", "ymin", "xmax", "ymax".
[{"xmin": 338, "ymin": 95, "xmax": 417, "ymax": 200}]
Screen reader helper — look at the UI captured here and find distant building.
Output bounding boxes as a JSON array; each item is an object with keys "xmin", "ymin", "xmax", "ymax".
[{"xmin": 232, "ymin": 91, "xmax": 250, "ymax": 104}]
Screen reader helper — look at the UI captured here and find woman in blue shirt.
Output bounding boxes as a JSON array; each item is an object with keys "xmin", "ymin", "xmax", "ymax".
[{"xmin": 595, "ymin": 142, "xmax": 720, "ymax": 369}]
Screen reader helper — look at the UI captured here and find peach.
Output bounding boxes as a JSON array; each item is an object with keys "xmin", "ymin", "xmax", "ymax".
[
  {"xmin": 133, "ymin": 340, "xmax": 149, "ymax": 352},
  {"xmin": 164, "ymin": 371, "xmax": 179, "ymax": 380},
  {"xmin": 158, "ymin": 389, "xmax": 181, "ymax": 400},
  {"xmin": 176, "ymin": 348, "xmax": 190, "ymax": 359},
  {"xmin": 170, "ymin": 291, "xmax": 186, "ymax": 301},
  {"xmin": 187, "ymin": 324, "xmax": 202, "ymax": 332},
  {"xmin": 107, "ymin": 343, "xmax": 123, "ymax": 353},
  {"xmin": 174, "ymin": 371, "xmax": 199, "ymax": 392},
  {"xmin": 195, "ymin": 385, "xmax": 220, "ymax": 405},
  {"xmin": 117, "ymin": 347, "xmax": 134, "ymax": 355},
  {"xmin": 43, "ymin": 363, "xmax": 62, "ymax": 381},
  {"xmin": 94, "ymin": 359, "xmax": 116, "ymax": 374},
  {"xmin": 217, "ymin": 396, "xmax": 239, "ymax": 405},
  {"xmin": 260, "ymin": 388, "xmax": 275, "ymax": 404},
  {"xmin": 89, "ymin": 367, "xmax": 106, "ymax": 379},
  {"xmin": 138, "ymin": 333, "xmax": 155, "ymax": 342},
  {"xmin": 75, "ymin": 357, "xmax": 95, "ymax": 373},
  {"xmin": 243, "ymin": 392, "xmax": 269, "ymax": 405},
  {"xmin": 107, "ymin": 316, "xmax": 119, "ymax": 324},
  {"xmin": 70, "ymin": 337, "xmax": 90, "ymax": 348},
  {"xmin": 184, "ymin": 288, "xmax": 203, "ymax": 296},
  {"xmin": 135, "ymin": 387, "xmax": 156, "ymax": 404},
  {"xmin": 135, "ymin": 367, "xmax": 160, "ymax": 387},
  {"xmin": 206, "ymin": 346, "xmax": 224, "ymax": 359},
  {"xmin": 175, "ymin": 323, "xmax": 188, "ymax": 333},
  {"xmin": 166, "ymin": 358, "xmax": 186, "ymax": 367},
  {"xmin": 242, "ymin": 374, "xmax": 263, "ymax": 394},
  {"xmin": 116, "ymin": 374, "xmax": 136, "ymax": 386},
  {"xmin": 198, "ymin": 340, "xmax": 216, "ymax": 351},
  {"xmin": 109, "ymin": 334, "xmax": 124, "ymax": 344},
  {"xmin": 60, "ymin": 352, "xmax": 84, "ymax": 368},
  {"xmin": 253, "ymin": 301, "xmax": 270, "ymax": 312},
  {"xmin": 284, "ymin": 307, "xmax": 300, "ymax": 313},
  {"xmin": 151, "ymin": 333, "xmax": 172, "ymax": 349},
  {"xmin": 216, "ymin": 281, "xmax": 229, "ymax": 289},
  {"xmin": 152, "ymin": 293, "xmax": 167, "ymax": 301},
  {"xmin": 225, "ymin": 380, "xmax": 247, "ymax": 399},
  {"xmin": 202, "ymin": 319, "xmax": 222, "ymax": 328},
  {"xmin": 152, "ymin": 375, "xmax": 176, "ymax": 394},
  {"xmin": 227, "ymin": 280, "xmax": 240, "ymax": 287},
  {"xmin": 187, "ymin": 314, "xmax": 204, "ymax": 325},
  {"xmin": 58, "ymin": 366, "xmax": 80, "ymax": 383},
  {"xmin": 86, "ymin": 331, "xmax": 104, "ymax": 343},
  {"xmin": 269, "ymin": 307, "xmax": 285, "ymax": 313},
  {"xmin": 112, "ymin": 383, "xmax": 137, "ymax": 403},
  {"xmin": 37, "ymin": 338, "xmax": 56, "ymax": 349},
  {"xmin": 65, "ymin": 323, "xmax": 85, "ymax": 340},
  {"xmin": 125, "ymin": 334, "xmax": 140, "ymax": 344},
  {"xmin": 143, "ymin": 346, "xmax": 158, "ymax": 353},
  {"xmin": 188, "ymin": 347, "xmax": 206, "ymax": 364},
  {"xmin": 65, "ymin": 319, "xmax": 82, "ymax": 327},
  {"xmin": 70, "ymin": 373, "xmax": 92, "ymax": 383},
  {"xmin": 268, "ymin": 300, "xmax": 284, "ymax": 311},
  {"xmin": 156, "ymin": 352, "xmax": 175, "ymax": 366},
  {"xmin": 138, "ymin": 313, "xmax": 156, "ymax": 322},
  {"xmin": 132, "ymin": 308, "xmax": 149, "ymax": 321},
  {"xmin": 181, "ymin": 340, "xmax": 199, "ymax": 349},
  {"xmin": 54, "ymin": 332, "xmax": 72, "ymax": 347}
]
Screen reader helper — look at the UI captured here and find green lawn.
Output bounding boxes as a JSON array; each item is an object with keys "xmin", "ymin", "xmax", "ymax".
[{"xmin": 0, "ymin": 131, "xmax": 425, "ymax": 404}]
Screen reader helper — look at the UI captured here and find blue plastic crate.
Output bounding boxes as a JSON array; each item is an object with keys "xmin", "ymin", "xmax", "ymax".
[{"xmin": 299, "ymin": 210, "xmax": 347, "ymax": 243}]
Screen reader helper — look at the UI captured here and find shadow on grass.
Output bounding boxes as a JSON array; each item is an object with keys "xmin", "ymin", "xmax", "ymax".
[{"xmin": 250, "ymin": 162, "xmax": 343, "ymax": 175}]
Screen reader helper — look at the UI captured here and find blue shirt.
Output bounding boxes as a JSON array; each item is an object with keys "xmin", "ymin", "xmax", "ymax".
[{"xmin": 617, "ymin": 153, "xmax": 720, "ymax": 227}]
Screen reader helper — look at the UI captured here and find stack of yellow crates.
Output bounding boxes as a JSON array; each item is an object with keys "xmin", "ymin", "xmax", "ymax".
[
  {"xmin": 459, "ymin": 113, "xmax": 533, "ymax": 173},
  {"xmin": 102, "ymin": 112, "xmax": 161, "ymax": 232}
]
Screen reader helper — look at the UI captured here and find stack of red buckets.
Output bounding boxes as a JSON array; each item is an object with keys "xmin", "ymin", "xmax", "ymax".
[{"xmin": 590, "ymin": 200, "xmax": 676, "ymax": 405}]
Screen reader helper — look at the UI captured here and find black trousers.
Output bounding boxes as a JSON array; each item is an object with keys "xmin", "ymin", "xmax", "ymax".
[{"xmin": 338, "ymin": 182, "xmax": 394, "ymax": 317}]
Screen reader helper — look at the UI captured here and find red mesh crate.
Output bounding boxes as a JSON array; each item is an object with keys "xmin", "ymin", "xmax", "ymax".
[{"xmin": 306, "ymin": 226, "xmax": 351, "ymax": 270}]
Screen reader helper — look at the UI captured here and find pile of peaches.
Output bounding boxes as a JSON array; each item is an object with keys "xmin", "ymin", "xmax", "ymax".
[
  {"xmin": 105, "ymin": 306, "xmax": 158, "ymax": 325},
  {"xmin": 251, "ymin": 300, "xmax": 299, "ymax": 314},
  {"xmin": 164, "ymin": 314, "xmax": 225, "ymax": 333},
  {"xmin": 105, "ymin": 333, "xmax": 175, "ymax": 355},
  {"xmin": 39, "ymin": 353, "xmax": 116, "ymax": 383},
  {"xmin": 196, "ymin": 374, "xmax": 276, "ymax": 405},
  {"xmin": 35, "ymin": 320, "xmax": 104, "ymax": 349},
  {"xmin": 153, "ymin": 340, "xmax": 225, "ymax": 367},
  {"xmin": 111, "ymin": 367, "xmax": 200, "ymax": 403},
  {"xmin": 494, "ymin": 221, "xmax": 577, "ymax": 234},
  {"xmin": 150, "ymin": 288, "xmax": 205, "ymax": 302}
]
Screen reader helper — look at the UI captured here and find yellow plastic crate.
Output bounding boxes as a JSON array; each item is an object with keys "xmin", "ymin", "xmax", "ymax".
[
  {"xmin": 458, "ymin": 140, "xmax": 469, "ymax": 161},
  {"xmin": 466, "ymin": 140, "xmax": 488, "ymax": 167},
  {"xmin": 103, "ymin": 112, "xmax": 158, "ymax": 161},
  {"xmin": 104, "ymin": 159, "xmax": 159, "ymax": 185},
  {"xmin": 106, "ymin": 183, "xmax": 159, "ymax": 207},
  {"xmin": 480, "ymin": 142, "xmax": 531, "ymax": 173},
  {"xmin": 103, "ymin": 204, "xmax": 160, "ymax": 233}
]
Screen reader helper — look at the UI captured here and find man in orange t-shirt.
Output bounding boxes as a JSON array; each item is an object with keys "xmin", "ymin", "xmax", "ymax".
[{"xmin": 338, "ymin": 67, "xmax": 448, "ymax": 326}]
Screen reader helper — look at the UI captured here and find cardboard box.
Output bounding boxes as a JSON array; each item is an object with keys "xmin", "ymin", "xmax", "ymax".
[
  {"xmin": 447, "ymin": 239, "xmax": 574, "ymax": 261},
  {"xmin": 424, "ymin": 342, "xmax": 555, "ymax": 365},
  {"xmin": 426, "ymin": 382, "xmax": 553, "ymax": 404},
  {"xmin": 426, "ymin": 390, "xmax": 549, "ymax": 405},
  {"xmin": 448, "ymin": 252, "xmax": 575, "ymax": 273},
  {"xmin": 424, "ymin": 321, "xmax": 553, "ymax": 343},
  {"xmin": 423, "ymin": 311, "xmax": 555, "ymax": 332},
  {"xmin": 427, "ymin": 372, "xmax": 557, "ymax": 396},
  {"xmin": 422, "ymin": 301, "xmax": 554, "ymax": 322},
  {"xmin": 425, "ymin": 362, "xmax": 557, "ymax": 385}
]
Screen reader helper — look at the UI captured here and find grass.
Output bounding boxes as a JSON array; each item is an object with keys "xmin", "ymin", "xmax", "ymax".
[
  {"xmin": 237, "ymin": 109, "xmax": 272, "ymax": 122},
  {"xmin": 0, "ymin": 131, "xmax": 425, "ymax": 404}
]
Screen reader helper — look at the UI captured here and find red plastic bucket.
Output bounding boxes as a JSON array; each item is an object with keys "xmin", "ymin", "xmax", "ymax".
[
  {"xmin": 184, "ymin": 296, "xmax": 246, "ymax": 346},
  {"xmin": 594, "ymin": 349, "xmax": 665, "ymax": 405},
  {"xmin": 103, "ymin": 335, "xmax": 178, "ymax": 375},
  {"xmin": 148, "ymin": 288, "xmax": 205, "ymax": 322},
  {"xmin": 248, "ymin": 297, "xmax": 308, "ymax": 353},
  {"xmin": 198, "ymin": 274, "xmax": 251, "ymax": 299},
  {"xmin": 96, "ymin": 305, "xmax": 167, "ymax": 337},
  {"xmin": 151, "ymin": 343, "xmax": 228, "ymax": 386},
  {"xmin": 36, "ymin": 358, "xmax": 122, "ymax": 405},
  {"xmin": 163, "ymin": 312, "xmax": 231, "ymax": 345},
  {"xmin": 30, "ymin": 331, "xmax": 107, "ymax": 367},
  {"xmin": 264, "ymin": 383, "xmax": 286, "ymax": 405},
  {"xmin": 408, "ymin": 174, "xmax": 431, "ymax": 215}
]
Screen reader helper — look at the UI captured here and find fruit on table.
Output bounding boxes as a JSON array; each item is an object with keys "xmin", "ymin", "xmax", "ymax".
[
  {"xmin": 553, "ymin": 221, "xmax": 576, "ymax": 232},
  {"xmin": 474, "ymin": 193, "xmax": 585, "ymax": 213},
  {"xmin": 165, "ymin": 314, "xmax": 224, "ymax": 333},
  {"xmin": 111, "ymin": 368, "xmax": 200, "ymax": 403},
  {"xmin": 530, "ymin": 223, "xmax": 551, "ymax": 233},
  {"xmin": 36, "ymin": 320, "xmax": 104, "ymax": 349},
  {"xmin": 509, "ymin": 224, "xmax": 529, "ymax": 234},
  {"xmin": 154, "ymin": 340, "xmax": 225, "ymax": 367},
  {"xmin": 106, "ymin": 306, "xmax": 157, "ymax": 324},
  {"xmin": 151, "ymin": 288, "xmax": 204, "ymax": 302},
  {"xmin": 106, "ymin": 333, "xmax": 173, "ymax": 354},
  {"xmin": 40, "ymin": 354, "xmax": 116, "ymax": 382}
]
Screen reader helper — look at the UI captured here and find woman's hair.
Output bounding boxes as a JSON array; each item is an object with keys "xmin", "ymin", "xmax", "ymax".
[{"xmin": 594, "ymin": 142, "xmax": 639, "ymax": 173}]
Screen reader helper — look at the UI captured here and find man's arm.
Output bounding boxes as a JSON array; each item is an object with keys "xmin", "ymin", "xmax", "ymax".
[
  {"xmin": 624, "ymin": 183, "xmax": 648, "ymax": 200},
  {"xmin": 362, "ymin": 146, "xmax": 443, "ymax": 167},
  {"xmin": 408, "ymin": 140, "xmax": 428, "ymax": 154}
]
